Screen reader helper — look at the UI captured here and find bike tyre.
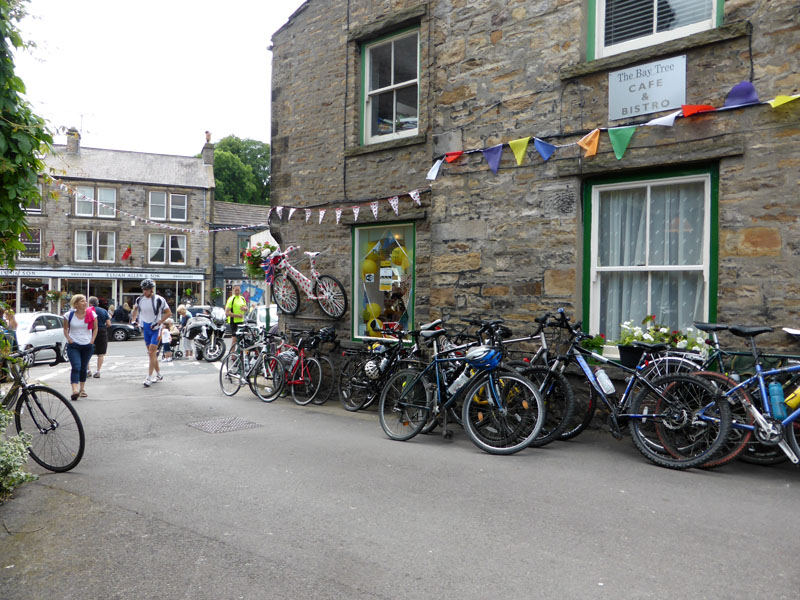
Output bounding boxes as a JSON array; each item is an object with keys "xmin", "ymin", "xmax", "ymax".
[
  {"xmin": 378, "ymin": 369, "xmax": 430, "ymax": 441},
  {"xmin": 558, "ymin": 387, "xmax": 597, "ymax": 441},
  {"xmin": 311, "ymin": 355, "xmax": 335, "ymax": 405},
  {"xmin": 338, "ymin": 357, "xmax": 371, "ymax": 411},
  {"xmin": 272, "ymin": 273, "xmax": 300, "ymax": 315},
  {"xmin": 314, "ymin": 275, "xmax": 348, "ymax": 320},
  {"xmin": 250, "ymin": 354, "xmax": 285, "ymax": 403},
  {"xmin": 515, "ymin": 365, "xmax": 575, "ymax": 448},
  {"xmin": 461, "ymin": 371, "xmax": 544, "ymax": 455},
  {"xmin": 219, "ymin": 353, "xmax": 244, "ymax": 396},
  {"xmin": 292, "ymin": 357, "xmax": 322, "ymax": 405},
  {"xmin": 15, "ymin": 385, "xmax": 85, "ymax": 473},
  {"xmin": 203, "ymin": 337, "xmax": 226, "ymax": 362}
]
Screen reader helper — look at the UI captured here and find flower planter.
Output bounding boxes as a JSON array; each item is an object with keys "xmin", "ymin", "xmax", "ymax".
[{"xmin": 617, "ymin": 345, "xmax": 645, "ymax": 368}]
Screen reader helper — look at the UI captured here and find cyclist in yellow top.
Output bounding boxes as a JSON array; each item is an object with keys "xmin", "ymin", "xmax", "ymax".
[{"xmin": 225, "ymin": 285, "xmax": 248, "ymax": 343}]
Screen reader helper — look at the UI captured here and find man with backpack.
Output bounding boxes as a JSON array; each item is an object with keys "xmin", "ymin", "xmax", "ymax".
[
  {"xmin": 130, "ymin": 279, "xmax": 172, "ymax": 387},
  {"xmin": 225, "ymin": 284, "xmax": 247, "ymax": 344}
]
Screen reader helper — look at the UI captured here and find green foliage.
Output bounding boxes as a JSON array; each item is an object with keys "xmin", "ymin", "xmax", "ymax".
[
  {"xmin": 0, "ymin": 0, "xmax": 54, "ymax": 269},
  {"xmin": 580, "ymin": 333, "xmax": 606, "ymax": 353},
  {"xmin": 214, "ymin": 150, "xmax": 260, "ymax": 204},
  {"xmin": 215, "ymin": 135, "xmax": 270, "ymax": 204},
  {"xmin": 242, "ymin": 241, "xmax": 277, "ymax": 280},
  {"xmin": 0, "ymin": 406, "xmax": 37, "ymax": 503}
]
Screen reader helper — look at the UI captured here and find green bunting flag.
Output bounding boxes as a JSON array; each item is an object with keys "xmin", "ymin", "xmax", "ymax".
[{"xmin": 608, "ymin": 126, "xmax": 637, "ymax": 160}]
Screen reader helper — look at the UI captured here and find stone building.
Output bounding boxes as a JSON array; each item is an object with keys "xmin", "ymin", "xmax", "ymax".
[
  {"xmin": 270, "ymin": 0, "xmax": 800, "ymax": 347},
  {"xmin": 0, "ymin": 129, "xmax": 215, "ymax": 315}
]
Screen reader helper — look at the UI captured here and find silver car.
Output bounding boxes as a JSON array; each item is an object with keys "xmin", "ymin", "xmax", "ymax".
[{"xmin": 14, "ymin": 311, "xmax": 69, "ymax": 366}]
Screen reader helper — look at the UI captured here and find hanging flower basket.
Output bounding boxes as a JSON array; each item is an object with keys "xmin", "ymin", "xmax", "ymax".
[
  {"xmin": 242, "ymin": 242, "xmax": 277, "ymax": 280},
  {"xmin": 45, "ymin": 290, "xmax": 62, "ymax": 303}
]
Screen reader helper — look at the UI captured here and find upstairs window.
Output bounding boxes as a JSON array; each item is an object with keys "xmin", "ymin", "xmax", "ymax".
[
  {"xmin": 170, "ymin": 194, "xmax": 187, "ymax": 221},
  {"xmin": 593, "ymin": 0, "xmax": 719, "ymax": 59},
  {"xmin": 18, "ymin": 228, "xmax": 41, "ymax": 261},
  {"xmin": 149, "ymin": 191, "xmax": 167, "ymax": 220},
  {"xmin": 75, "ymin": 186, "xmax": 116, "ymax": 217},
  {"xmin": 362, "ymin": 29, "xmax": 419, "ymax": 145}
]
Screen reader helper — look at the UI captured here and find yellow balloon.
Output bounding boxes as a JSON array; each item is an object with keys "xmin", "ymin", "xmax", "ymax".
[
  {"xmin": 391, "ymin": 247, "xmax": 406, "ymax": 266},
  {"xmin": 361, "ymin": 259, "xmax": 378, "ymax": 280},
  {"xmin": 366, "ymin": 303, "xmax": 382, "ymax": 320},
  {"xmin": 400, "ymin": 255, "xmax": 411, "ymax": 271},
  {"xmin": 367, "ymin": 318, "xmax": 383, "ymax": 337}
]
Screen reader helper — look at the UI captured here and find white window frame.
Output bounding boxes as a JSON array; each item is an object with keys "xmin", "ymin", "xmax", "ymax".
[
  {"xmin": 169, "ymin": 194, "xmax": 188, "ymax": 221},
  {"xmin": 97, "ymin": 187, "xmax": 117, "ymax": 218},
  {"xmin": 588, "ymin": 173, "xmax": 711, "ymax": 336},
  {"xmin": 75, "ymin": 186, "xmax": 95, "ymax": 217},
  {"xmin": 149, "ymin": 191, "xmax": 167, "ymax": 221},
  {"xmin": 74, "ymin": 230, "xmax": 94, "ymax": 263},
  {"xmin": 18, "ymin": 228, "xmax": 41, "ymax": 261},
  {"xmin": 25, "ymin": 183, "xmax": 43, "ymax": 214},
  {"xmin": 96, "ymin": 231, "xmax": 116, "ymax": 263},
  {"xmin": 363, "ymin": 29, "xmax": 420, "ymax": 145},
  {"xmin": 595, "ymin": 0, "xmax": 718, "ymax": 59},
  {"xmin": 148, "ymin": 233, "xmax": 166, "ymax": 264},
  {"xmin": 169, "ymin": 235, "xmax": 187, "ymax": 265}
]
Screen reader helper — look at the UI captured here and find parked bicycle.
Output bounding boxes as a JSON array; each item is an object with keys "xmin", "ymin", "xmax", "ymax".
[
  {"xmin": 219, "ymin": 321, "xmax": 284, "ymax": 402},
  {"xmin": 265, "ymin": 246, "xmax": 347, "ymax": 319},
  {"xmin": 1, "ymin": 345, "xmax": 85, "ymax": 472},
  {"xmin": 273, "ymin": 330, "xmax": 324, "ymax": 405}
]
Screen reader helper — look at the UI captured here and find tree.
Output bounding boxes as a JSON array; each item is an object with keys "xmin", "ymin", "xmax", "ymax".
[
  {"xmin": 213, "ymin": 150, "xmax": 259, "ymax": 205},
  {"xmin": 0, "ymin": 0, "xmax": 53, "ymax": 269},
  {"xmin": 215, "ymin": 135, "xmax": 270, "ymax": 204}
]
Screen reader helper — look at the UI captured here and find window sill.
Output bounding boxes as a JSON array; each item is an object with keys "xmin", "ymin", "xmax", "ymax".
[
  {"xmin": 560, "ymin": 21, "xmax": 751, "ymax": 80},
  {"xmin": 345, "ymin": 133, "xmax": 428, "ymax": 158}
]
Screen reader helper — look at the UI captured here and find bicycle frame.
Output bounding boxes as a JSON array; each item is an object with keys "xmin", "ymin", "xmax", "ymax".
[{"xmin": 274, "ymin": 246, "xmax": 326, "ymax": 301}]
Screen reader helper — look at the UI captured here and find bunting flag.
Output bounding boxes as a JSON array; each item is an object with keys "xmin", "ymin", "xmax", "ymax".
[
  {"xmin": 319, "ymin": 209, "xmax": 326, "ymax": 224},
  {"xmin": 410, "ymin": 189, "xmax": 421, "ymax": 206},
  {"xmin": 48, "ymin": 240, "xmax": 56, "ymax": 258},
  {"xmin": 261, "ymin": 261, "xmax": 275, "ymax": 285},
  {"xmin": 644, "ymin": 110, "xmax": 682, "ymax": 127},
  {"xmin": 768, "ymin": 94, "xmax": 800, "ymax": 108},
  {"xmin": 370, "ymin": 201, "xmax": 379, "ymax": 219},
  {"xmin": 682, "ymin": 104, "xmax": 716, "ymax": 117},
  {"xmin": 608, "ymin": 126, "xmax": 637, "ymax": 160},
  {"xmin": 426, "ymin": 158, "xmax": 444, "ymax": 180},
  {"xmin": 335, "ymin": 208, "xmax": 342, "ymax": 224},
  {"xmin": 276, "ymin": 206, "xmax": 284, "ymax": 219},
  {"xmin": 388, "ymin": 196, "xmax": 399, "ymax": 214},
  {"xmin": 352, "ymin": 206, "xmax": 360, "ymax": 221},
  {"xmin": 533, "ymin": 138, "xmax": 557, "ymax": 161},
  {"xmin": 120, "ymin": 245, "xmax": 131, "ymax": 260},
  {"xmin": 482, "ymin": 144, "xmax": 504, "ymax": 174},
  {"xmin": 577, "ymin": 129, "xmax": 600, "ymax": 157},
  {"xmin": 445, "ymin": 151, "xmax": 464, "ymax": 163},
  {"xmin": 724, "ymin": 81, "xmax": 760, "ymax": 108},
  {"xmin": 508, "ymin": 137, "xmax": 530, "ymax": 166},
  {"xmin": 288, "ymin": 207, "xmax": 296, "ymax": 221},
  {"xmin": 305, "ymin": 209, "xmax": 311, "ymax": 223}
]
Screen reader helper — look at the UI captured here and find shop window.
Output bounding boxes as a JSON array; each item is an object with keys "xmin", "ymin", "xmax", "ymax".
[
  {"xmin": 97, "ymin": 231, "xmax": 116, "ymax": 263},
  {"xmin": 170, "ymin": 194, "xmax": 188, "ymax": 221},
  {"xmin": 584, "ymin": 168, "xmax": 717, "ymax": 341},
  {"xmin": 362, "ymin": 29, "xmax": 419, "ymax": 145},
  {"xmin": 18, "ymin": 228, "xmax": 41, "ymax": 261},
  {"xmin": 75, "ymin": 230, "xmax": 94, "ymax": 262},
  {"xmin": 352, "ymin": 223, "xmax": 414, "ymax": 339},
  {"xmin": 20, "ymin": 280, "xmax": 49, "ymax": 312},
  {"xmin": 149, "ymin": 191, "xmax": 167, "ymax": 220},
  {"xmin": 590, "ymin": 0, "xmax": 720, "ymax": 60},
  {"xmin": 169, "ymin": 235, "xmax": 187, "ymax": 264}
]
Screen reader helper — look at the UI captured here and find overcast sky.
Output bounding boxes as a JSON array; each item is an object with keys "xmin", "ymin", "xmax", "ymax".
[{"xmin": 14, "ymin": 0, "xmax": 307, "ymax": 156}]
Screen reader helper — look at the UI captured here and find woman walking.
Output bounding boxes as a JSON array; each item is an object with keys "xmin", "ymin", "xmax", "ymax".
[
  {"xmin": 176, "ymin": 305, "xmax": 193, "ymax": 359},
  {"xmin": 62, "ymin": 294, "xmax": 97, "ymax": 401}
]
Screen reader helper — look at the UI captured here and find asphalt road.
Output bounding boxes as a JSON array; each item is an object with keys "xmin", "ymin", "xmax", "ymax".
[{"xmin": 1, "ymin": 341, "xmax": 799, "ymax": 599}]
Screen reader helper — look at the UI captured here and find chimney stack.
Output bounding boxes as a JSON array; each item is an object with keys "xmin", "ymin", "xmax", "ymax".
[
  {"xmin": 202, "ymin": 131, "xmax": 214, "ymax": 166},
  {"xmin": 66, "ymin": 127, "xmax": 81, "ymax": 154}
]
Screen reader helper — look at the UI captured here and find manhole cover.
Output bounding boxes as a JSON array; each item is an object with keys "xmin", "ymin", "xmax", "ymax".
[{"xmin": 188, "ymin": 416, "xmax": 262, "ymax": 434}]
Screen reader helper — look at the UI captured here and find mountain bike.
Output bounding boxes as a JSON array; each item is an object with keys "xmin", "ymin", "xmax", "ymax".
[
  {"xmin": 219, "ymin": 322, "xmax": 284, "ymax": 402},
  {"xmin": 265, "ymin": 246, "xmax": 347, "ymax": 319},
  {"xmin": 1, "ymin": 345, "xmax": 85, "ymax": 472}
]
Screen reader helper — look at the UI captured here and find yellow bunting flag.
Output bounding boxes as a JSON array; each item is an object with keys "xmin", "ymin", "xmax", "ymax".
[
  {"xmin": 768, "ymin": 94, "xmax": 800, "ymax": 108},
  {"xmin": 577, "ymin": 129, "xmax": 600, "ymax": 157},
  {"xmin": 508, "ymin": 137, "xmax": 531, "ymax": 166}
]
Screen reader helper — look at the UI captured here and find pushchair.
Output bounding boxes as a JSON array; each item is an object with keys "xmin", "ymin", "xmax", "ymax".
[{"xmin": 159, "ymin": 330, "xmax": 183, "ymax": 360}]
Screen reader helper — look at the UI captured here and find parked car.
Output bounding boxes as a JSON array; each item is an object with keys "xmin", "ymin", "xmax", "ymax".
[
  {"xmin": 109, "ymin": 321, "xmax": 141, "ymax": 341},
  {"xmin": 14, "ymin": 312, "xmax": 68, "ymax": 366},
  {"xmin": 245, "ymin": 305, "xmax": 279, "ymax": 330}
]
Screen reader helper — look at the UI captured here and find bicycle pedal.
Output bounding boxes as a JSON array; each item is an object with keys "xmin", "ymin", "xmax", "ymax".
[{"xmin": 606, "ymin": 413, "xmax": 623, "ymax": 440}]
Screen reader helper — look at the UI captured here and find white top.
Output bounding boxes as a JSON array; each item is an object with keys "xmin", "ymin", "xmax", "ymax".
[
  {"xmin": 64, "ymin": 311, "xmax": 93, "ymax": 345},
  {"xmin": 161, "ymin": 328, "xmax": 172, "ymax": 344},
  {"xmin": 135, "ymin": 293, "xmax": 167, "ymax": 325}
]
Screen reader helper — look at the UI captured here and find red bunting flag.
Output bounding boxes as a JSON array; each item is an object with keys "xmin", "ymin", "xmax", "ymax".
[
  {"xmin": 681, "ymin": 104, "xmax": 716, "ymax": 117},
  {"xmin": 48, "ymin": 240, "xmax": 56, "ymax": 257},
  {"xmin": 445, "ymin": 151, "xmax": 464, "ymax": 163},
  {"xmin": 121, "ymin": 245, "xmax": 132, "ymax": 260}
]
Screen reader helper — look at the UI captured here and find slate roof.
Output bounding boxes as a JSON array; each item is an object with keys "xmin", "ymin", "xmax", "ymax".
[
  {"xmin": 44, "ymin": 145, "xmax": 214, "ymax": 189},
  {"xmin": 212, "ymin": 201, "xmax": 271, "ymax": 227}
]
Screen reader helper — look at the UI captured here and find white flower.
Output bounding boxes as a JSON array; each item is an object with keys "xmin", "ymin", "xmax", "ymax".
[
  {"xmin": 677, "ymin": 340, "xmax": 688, "ymax": 349},
  {"xmin": 633, "ymin": 327, "xmax": 643, "ymax": 336},
  {"xmin": 659, "ymin": 327, "xmax": 668, "ymax": 334},
  {"xmin": 686, "ymin": 327, "xmax": 694, "ymax": 333},
  {"xmin": 643, "ymin": 333, "xmax": 654, "ymax": 341},
  {"xmin": 621, "ymin": 321, "xmax": 633, "ymax": 330}
]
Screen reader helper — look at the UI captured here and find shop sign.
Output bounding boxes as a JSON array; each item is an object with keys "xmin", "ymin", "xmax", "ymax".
[
  {"xmin": 379, "ymin": 261, "xmax": 393, "ymax": 292},
  {"xmin": 608, "ymin": 55, "xmax": 685, "ymax": 121},
  {"xmin": 0, "ymin": 268, "xmax": 205, "ymax": 280}
]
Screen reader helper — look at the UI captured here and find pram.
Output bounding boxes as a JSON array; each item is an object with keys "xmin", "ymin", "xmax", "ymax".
[{"xmin": 159, "ymin": 330, "xmax": 183, "ymax": 360}]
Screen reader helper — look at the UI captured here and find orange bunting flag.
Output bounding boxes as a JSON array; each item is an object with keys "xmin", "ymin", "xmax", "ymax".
[
  {"xmin": 681, "ymin": 104, "xmax": 716, "ymax": 117},
  {"xmin": 444, "ymin": 151, "xmax": 464, "ymax": 163},
  {"xmin": 577, "ymin": 129, "xmax": 600, "ymax": 157}
]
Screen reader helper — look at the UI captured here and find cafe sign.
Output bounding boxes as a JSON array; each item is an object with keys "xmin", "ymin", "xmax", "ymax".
[{"xmin": 608, "ymin": 55, "xmax": 686, "ymax": 121}]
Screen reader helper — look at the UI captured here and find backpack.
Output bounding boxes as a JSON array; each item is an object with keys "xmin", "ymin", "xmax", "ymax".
[
  {"xmin": 68, "ymin": 307, "xmax": 96, "ymax": 328},
  {"xmin": 136, "ymin": 294, "xmax": 165, "ymax": 319}
]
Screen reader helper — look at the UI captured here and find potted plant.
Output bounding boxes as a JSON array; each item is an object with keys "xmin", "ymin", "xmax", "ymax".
[
  {"xmin": 580, "ymin": 333, "xmax": 606, "ymax": 363},
  {"xmin": 45, "ymin": 290, "xmax": 62, "ymax": 304},
  {"xmin": 210, "ymin": 287, "xmax": 223, "ymax": 306},
  {"xmin": 242, "ymin": 242, "xmax": 277, "ymax": 280},
  {"xmin": 614, "ymin": 315, "xmax": 708, "ymax": 367}
]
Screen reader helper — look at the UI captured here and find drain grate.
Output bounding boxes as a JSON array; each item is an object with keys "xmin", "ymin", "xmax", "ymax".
[{"xmin": 188, "ymin": 416, "xmax": 263, "ymax": 434}]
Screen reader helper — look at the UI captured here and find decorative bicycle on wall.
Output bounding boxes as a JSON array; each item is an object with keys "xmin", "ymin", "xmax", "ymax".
[{"xmin": 264, "ymin": 245, "xmax": 347, "ymax": 319}]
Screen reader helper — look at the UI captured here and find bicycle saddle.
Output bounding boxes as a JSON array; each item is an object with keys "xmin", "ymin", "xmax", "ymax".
[
  {"xmin": 728, "ymin": 325, "xmax": 773, "ymax": 338},
  {"xmin": 630, "ymin": 341, "xmax": 670, "ymax": 352},
  {"xmin": 304, "ymin": 251, "xmax": 320, "ymax": 257},
  {"xmin": 419, "ymin": 319, "xmax": 442, "ymax": 331},
  {"xmin": 694, "ymin": 322, "xmax": 729, "ymax": 333},
  {"xmin": 421, "ymin": 328, "xmax": 448, "ymax": 339}
]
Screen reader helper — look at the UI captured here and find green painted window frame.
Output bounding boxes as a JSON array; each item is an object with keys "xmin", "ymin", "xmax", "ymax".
[
  {"xmin": 350, "ymin": 221, "xmax": 416, "ymax": 342},
  {"xmin": 587, "ymin": 0, "xmax": 725, "ymax": 61},
  {"xmin": 359, "ymin": 26, "xmax": 420, "ymax": 146},
  {"xmin": 581, "ymin": 165, "xmax": 719, "ymax": 338}
]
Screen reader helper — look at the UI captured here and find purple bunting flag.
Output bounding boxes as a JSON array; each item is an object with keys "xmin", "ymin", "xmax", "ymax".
[{"xmin": 482, "ymin": 144, "xmax": 504, "ymax": 174}]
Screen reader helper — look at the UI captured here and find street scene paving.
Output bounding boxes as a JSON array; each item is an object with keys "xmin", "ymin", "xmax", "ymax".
[{"xmin": 1, "ymin": 342, "xmax": 799, "ymax": 599}]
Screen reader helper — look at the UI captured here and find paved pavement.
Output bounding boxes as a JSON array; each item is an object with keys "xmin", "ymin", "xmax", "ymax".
[{"xmin": 1, "ymin": 342, "xmax": 799, "ymax": 599}]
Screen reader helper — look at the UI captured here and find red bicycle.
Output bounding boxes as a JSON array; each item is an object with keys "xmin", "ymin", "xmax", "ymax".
[{"xmin": 274, "ymin": 331, "xmax": 323, "ymax": 405}]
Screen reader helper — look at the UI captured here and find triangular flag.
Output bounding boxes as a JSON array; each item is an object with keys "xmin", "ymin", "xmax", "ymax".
[
  {"xmin": 318, "ymin": 209, "xmax": 326, "ymax": 224},
  {"xmin": 577, "ymin": 129, "xmax": 600, "ymax": 157},
  {"xmin": 426, "ymin": 158, "xmax": 444, "ymax": 180},
  {"xmin": 533, "ymin": 138, "xmax": 557, "ymax": 161},
  {"xmin": 304, "ymin": 209, "xmax": 311, "ymax": 223},
  {"xmin": 288, "ymin": 207, "xmax": 296, "ymax": 221},
  {"xmin": 768, "ymin": 94, "xmax": 800, "ymax": 108},
  {"xmin": 335, "ymin": 208, "xmax": 342, "ymax": 224},
  {"xmin": 508, "ymin": 137, "xmax": 530, "ymax": 166},
  {"xmin": 409, "ymin": 190, "xmax": 421, "ymax": 206},
  {"xmin": 48, "ymin": 240, "xmax": 56, "ymax": 258},
  {"xmin": 276, "ymin": 206, "xmax": 284, "ymax": 219},
  {"xmin": 607, "ymin": 126, "xmax": 637, "ymax": 160},
  {"xmin": 388, "ymin": 196, "xmax": 399, "ymax": 215},
  {"xmin": 644, "ymin": 109, "xmax": 682, "ymax": 126},
  {"xmin": 681, "ymin": 104, "xmax": 716, "ymax": 117},
  {"xmin": 370, "ymin": 201, "xmax": 379, "ymax": 220},
  {"xmin": 352, "ymin": 206, "xmax": 360, "ymax": 221},
  {"xmin": 444, "ymin": 151, "xmax": 463, "ymax": 163},
  {"xmin": 120, "ymin": 245, "xmax": 131, "ymax": 260},
  {"xmin": 724, "ymin": 81, "xmax": 760, "ymax": 108},
  {"xmin": 482, "ymin": 144, "xmax": 504, "ymax": 174}
]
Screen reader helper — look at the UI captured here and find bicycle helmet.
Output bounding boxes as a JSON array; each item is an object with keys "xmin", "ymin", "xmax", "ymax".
[
  {"xmin": 465, "ymin": 345, "xmax": 502, "ymax": 370},
  {"xmin": 140, "ymin": 278, "xmax": 155, "ymax": 290},
  {"xmin": 364, "ymin": 359, "xmax": 381, "ymax": 380}
]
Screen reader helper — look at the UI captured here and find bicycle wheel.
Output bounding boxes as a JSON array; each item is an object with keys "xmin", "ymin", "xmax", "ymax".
[
  {"xmin": 292, "ymin": 357, "xmax": 322, "ymax": 405},
  {"xmin": 272, "ymin": 273, "xmax": 300, "ymax": 315},
  {"xmin": 338, "ymin": 357, "xmax": 371, "ymax": 411},
  {"xmin": 628, "ymin": 374, "xmax": 731, "ymax": 470},
  {"xmin": 15, "ymin": 385, "xmax": 85, "ymax": 472},
  {"xmin": 250, "ymin": 354, "xmax": 285, "ymax": 402},
  {"xmin": 312, "ymin": 355, "xmax": 335, "ymax": 405},
  {"xmin": 314, "ymin": 275, "xmax": 347, "ymax": 320},
  {"xmin": 378, "ymin": 369, "xmax": 430, "ymax": 441},
  {"xmin": 462, "ymin": 371, "xmax": 544, "ymax": 455},
  {"xmin": 558, "ymin": 386, "xmax": 597, "ymax": 441},
  {"xmin": 516, "ymin": 365, "xmax": 575, "ymax": 448},
  {"xmin": 219, "ymin": 353, "xmax": 244, "ymax": 396}
]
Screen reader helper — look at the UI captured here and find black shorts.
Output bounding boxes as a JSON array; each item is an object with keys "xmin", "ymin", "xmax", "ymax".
[
  {"xmin": 230, "ymin": 321, "xmax": 242, "ymax": 338},
  {"xmin": 94, "ymin": 329, "xmax": 108, "ymax": 355}
]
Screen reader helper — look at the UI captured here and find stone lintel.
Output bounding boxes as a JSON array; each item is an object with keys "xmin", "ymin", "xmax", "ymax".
[
  {"xmin": 347, "ymin": 4, "xmax": 428, "ymax": 43},
  {"xmin": 344, "ymin": 134, "xmax": 428, "ymax": 157}
]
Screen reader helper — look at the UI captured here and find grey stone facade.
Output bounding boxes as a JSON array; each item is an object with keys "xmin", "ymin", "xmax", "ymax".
[{"xmin": 270, "ymin": 0, "xmax": 800, "ymax": 348}]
